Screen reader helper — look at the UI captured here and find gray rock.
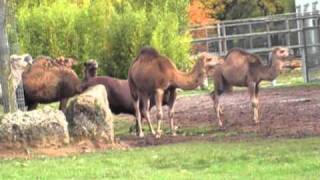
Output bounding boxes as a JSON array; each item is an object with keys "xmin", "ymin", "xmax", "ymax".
[
  {"xmin": 66, "ymin": 85, "xmax": 114, "ymax": 143},
  {"xmin": 0, "ymin": 107, "xmax": 69, "ymax": 148}
]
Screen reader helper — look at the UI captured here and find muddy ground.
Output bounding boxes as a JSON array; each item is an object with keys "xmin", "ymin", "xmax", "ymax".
[{"xmin": 0, "ymin": 86, "xmax": 319, "ymax": 158}]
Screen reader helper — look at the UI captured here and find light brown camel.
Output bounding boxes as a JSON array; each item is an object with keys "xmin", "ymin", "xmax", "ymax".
[
  {"xmin": 128, "ymin": 47, "xmax": 223, "ymax": 138},
  {"xmin": 211, "ymin": 47, "xmax": 295, "ymax": 127},
  {"xmin": 0, "ymin": 54, "xmax": 33, "ymax": 104}
]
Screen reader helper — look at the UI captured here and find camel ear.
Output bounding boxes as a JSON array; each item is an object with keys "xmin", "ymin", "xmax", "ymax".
[{"xmin": 23, "ymin": 54, "xmax": 33, "ymax": 64}]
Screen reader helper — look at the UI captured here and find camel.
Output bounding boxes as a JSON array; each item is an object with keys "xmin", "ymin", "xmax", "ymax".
[
  {"xmin": 0, "ymin": 54, "xmax": 33, "ymax": 104},
  {"xmin": 79, "ymin": 60, "xmax": 173, "ymax": 134},
  {"xmin": 211, "ymin": 47, "xmax": 295, "ymax": 127},
  {"xmin": 128, "ymin": 47, "xmax": 223, "ymax": 138},
  {"xmin": 55, "ymin": 56, "xmax": 78, "ymax": 68},
  {"xmin": 22, "ymin": 56, "xmax": 81, "ymax": 110}
]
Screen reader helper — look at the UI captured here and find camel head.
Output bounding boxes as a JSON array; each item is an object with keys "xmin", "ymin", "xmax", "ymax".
[
  {"xmin": 56, "ymin": 56, "xmax": 78, "ymax": 68},
  {"xmin": 197, "ymin": 52, "xmax": 224, "ymax": 74},
  {"xmin": 9, "ymin": 54, "xmax": 33, "ymax": 89},
  {"xmin": 10, "ymin": 54, "xmax": 33, "ymax": 72},
  {"xmin": 269, "ymin": 47, "xmax": 295, "ymax": 70},
  {"xmin": 84, "ymin": 59, "xmax": 98, "ymax": 78},
  {"xmin": 198, "ymin": 52, "xmax": 223, "ymax": 67}
]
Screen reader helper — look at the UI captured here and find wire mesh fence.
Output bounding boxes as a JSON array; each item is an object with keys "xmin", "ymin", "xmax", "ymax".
[{"xmin": 0, "ymin": 68, "xmax": 27, "ymax": 114}]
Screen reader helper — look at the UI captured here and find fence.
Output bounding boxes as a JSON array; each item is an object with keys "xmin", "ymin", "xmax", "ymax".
[{"xmin": 190, "ymin": 11, "xmax": 320, "ymax": 82}]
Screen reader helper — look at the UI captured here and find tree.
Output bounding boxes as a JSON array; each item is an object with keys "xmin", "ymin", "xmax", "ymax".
[
  {"xmin": 189, "ymin": 0, "xmax": 216, "ymax": 25},
  {"xmin": 200, "ymin": 0, "xmax": 295, "ymax": 20},
  {"xmin": 0, "ymin": 0, "xmax": 18, "ymax": 113}
]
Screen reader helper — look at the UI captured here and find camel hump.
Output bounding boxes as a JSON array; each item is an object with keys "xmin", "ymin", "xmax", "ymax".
[
  {"xmin": 226, "ymin": 48, "xmax": 262, "ymax": 64},
  {"xmin": 139, "ymin": 47, "xmax": 160, "ymax": 57}
]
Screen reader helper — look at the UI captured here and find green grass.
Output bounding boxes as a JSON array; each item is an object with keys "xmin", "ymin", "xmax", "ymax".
[
  {"xmin": 0, "ymin": 137, "xmax": 320, "ymax": 179},
  {"xmin": 0, "ymin": 70, "xmax": 320, "ymax": 179}
]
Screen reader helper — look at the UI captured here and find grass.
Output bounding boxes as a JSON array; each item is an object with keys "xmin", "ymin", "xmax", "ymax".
[
  {"xmin": 0, "ymin": 69, "xmax": 320, "ymax": 179},
  {"xmin": 0, "ymin": 137, "xmax": 320, "ymax": 179}
]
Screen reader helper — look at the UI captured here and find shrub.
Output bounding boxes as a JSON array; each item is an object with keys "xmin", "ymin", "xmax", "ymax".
[{"xmin": 16, "ymin": 0, "xmax": 192, "ymax": 78}]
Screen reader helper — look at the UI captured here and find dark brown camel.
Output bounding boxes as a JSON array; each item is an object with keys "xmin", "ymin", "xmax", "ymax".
[
  {"xmin": 128, "ymin": 47, "xmax": 222, "ymax": 138},
  {"xmin": 83, "ymin": 59, "xmax": 98, "ymax": 82},
  {"xmin": 79, "ymin": 60, "xmax": 172, "ymax": 134},
  {"xmin": 22, "ymin": 56, "xmax": 81, "ymax": 110},
  {"xmin": 211, "ymin": 47, "xmax": 295, "ymax": 126}
]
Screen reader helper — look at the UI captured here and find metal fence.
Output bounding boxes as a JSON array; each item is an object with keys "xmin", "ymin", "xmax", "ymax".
[
  {"xmin": 0, "ymin": 68, "xmax": 26, "ymax": 113},
  {"xmin": 190, "ymin": 11, "xmax": 320, "ymax": 82}
]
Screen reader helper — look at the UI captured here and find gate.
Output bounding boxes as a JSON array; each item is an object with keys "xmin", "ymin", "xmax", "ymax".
[{"xmin": 190, "ymin": 11, "xmax": 320, "ymax": 82}]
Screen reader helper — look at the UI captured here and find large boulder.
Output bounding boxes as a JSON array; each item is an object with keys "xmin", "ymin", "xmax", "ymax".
[
  {"xmin": 0, "ymin": 107, "xmax": 69, "ymax": 148},
  {"xmin": 65, "ymin": 85, "xmax": 114, "ymax": 143}
]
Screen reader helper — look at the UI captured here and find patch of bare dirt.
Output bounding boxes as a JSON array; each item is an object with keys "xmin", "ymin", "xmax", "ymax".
[
  {"xmin": 0, "ymin": 86, "xmax": 319, "ymax": 158},
  {"xmin": 171, "ymin": 86, "xmax": 320, "ymax": 138}
]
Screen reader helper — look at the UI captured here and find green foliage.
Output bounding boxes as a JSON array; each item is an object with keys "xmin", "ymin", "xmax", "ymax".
[
  {"xmin": 17, "ymin": 1, "xmax": 83, "ymax": 57},
  {"xmin": 15, "ymin": 0, "xmax": 191, "ymax": 78},
  {"xmin": 151, "ymin": 12, "xmax": 192, "ymax": 70}
]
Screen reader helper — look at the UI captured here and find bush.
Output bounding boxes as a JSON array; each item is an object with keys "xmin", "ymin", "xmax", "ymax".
[{"xmin": 16, "ymin": 0, "xmax": 192, "ymax": 78}]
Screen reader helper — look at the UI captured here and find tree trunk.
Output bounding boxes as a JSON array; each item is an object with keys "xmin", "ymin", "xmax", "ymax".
[{"xmin": 0, "ymin": 0, "xmax": 18, "ymax": 113}]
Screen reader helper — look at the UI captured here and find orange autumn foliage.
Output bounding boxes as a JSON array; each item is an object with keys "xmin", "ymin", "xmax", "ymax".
[{"xmin": 188, "ymin": 0, "xmax": 216, "ymax": 26}]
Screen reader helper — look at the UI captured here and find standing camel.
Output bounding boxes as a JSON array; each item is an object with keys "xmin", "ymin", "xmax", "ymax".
[
  {"xmin": 211, "ymin": 47, "xmax": 294, "ymax": 126},
  {"xmin": 128, "ymin": 47, "xmax": 222, "ymax": 138}
]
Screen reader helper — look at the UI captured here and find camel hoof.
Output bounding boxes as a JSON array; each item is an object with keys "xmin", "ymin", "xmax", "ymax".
[
  {"xmin": 155, "ymin": 134, "xmax": 161, "ymax": 139},
  {"xmin": 155, "ymin": 130, "xmax": 162, "ymax": 138},
  {"xmin": 138, "ymin": 132, "xmax": 144, "ymax": 138},
  {"xmin": 217, "ymin": 126, "xmax": 226, "ymax": 131},
  {"xmin": 171, "ymin": 132, "xmax": 177, "ymax": 137}
]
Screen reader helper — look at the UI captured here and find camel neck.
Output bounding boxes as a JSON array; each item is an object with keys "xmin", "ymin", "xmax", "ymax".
[
  {"xmin": 172, "ymin": 61, "xmax": 205, "ymax": 90},
  {"xmin": 259, "ymin": 60, "xmax": 282, "ymax": 81}
]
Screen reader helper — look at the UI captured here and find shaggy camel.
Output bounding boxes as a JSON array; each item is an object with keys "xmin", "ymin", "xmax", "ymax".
[
  {"xmin": 79, "ymin": 60, "xmax": 172, "ymax": 134},
  {"xmin": 0, "ymin": 54, "xmax": 33, "ymax": 104},
  {"xmin": 211, "ymin": 47, "xmax": 294, "ymax": 126},
  {"xmin": 128, "ymin": 47, "xmax": 222, "ymax": 138},
  {"xmin": 55, "ymin": 56, "xmax": 78, "ymax": 68},
  {"xmin": 22, "ymin": 56, "xmax": 81, "ymax": 110}
]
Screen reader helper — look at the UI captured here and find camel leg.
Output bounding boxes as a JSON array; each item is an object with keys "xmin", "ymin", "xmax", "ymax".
[
  {"xmin": 168, "ymin": 89, "xmax": 177, "ymax": 136},
  {"xmin": 213, "ymin": 92, "xmax": 223, "ymax": 127},
  {"xmin": 27, "ymin": 103, "xmax": 38, "ymax": 111},
  {"xmin": 249, "ymin": 83, "xmax": 259, "ymax": 124},
  {"xmin": 141, "ymin": 96, "xmax": 155, "ymax": 135},
  {"xmin": 254, "ymin": 84, "xmax": 260, "ymax": 124},
  {"xmin": 59, "ymin": 98, "xmax": 68, "ymax": 111},
  {"xmin": 155, "ymin": 89, "xmax": 164, "ymax": 138},
  {"xmin": 133, "ymin": 97, "xmax": 144, "ymax": 137}
]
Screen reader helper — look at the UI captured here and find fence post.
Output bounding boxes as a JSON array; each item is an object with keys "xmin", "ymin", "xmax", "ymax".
[{"xmin": 0, "ymin": 0, "xmax": 18, "ymax": 113}]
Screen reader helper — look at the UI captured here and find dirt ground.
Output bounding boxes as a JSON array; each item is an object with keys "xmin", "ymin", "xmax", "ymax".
[
  {"xmin": 0, "ymin": 86, "xmax": 319, "ymax": 158},
  {"xmin": 172, "ymin": 86, "xmax": 320, "ymax": 137}
]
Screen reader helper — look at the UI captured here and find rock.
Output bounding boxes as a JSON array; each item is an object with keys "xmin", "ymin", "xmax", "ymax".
[
  {"xmin": 0, "ymin": 107, "xmax": 69, "ymax": 148},
  {"xmin": 65, "ymin": 85, "xmax": 114, "ymax": 143}
]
